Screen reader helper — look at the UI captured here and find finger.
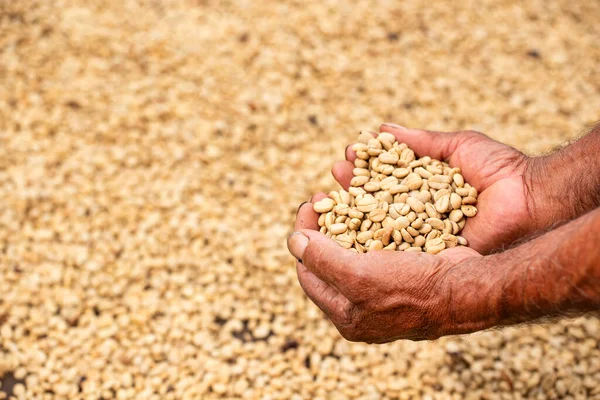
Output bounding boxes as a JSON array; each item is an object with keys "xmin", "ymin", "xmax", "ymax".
[
  {"xmin": 295, "ymin": 201, "xmax": 321, "ymax": 231},
  {"xmin": 380, "ymin": 123, "xmax": 460, "ymax": 161},
  {"xmin": 310, "ymin": 192, "xmax": 328, "ymax": 203},
  {"xmin": 296, "ymin": 262, "xmax": 352, "ymax": 323},
  {"xmin": 345, "ymin": 145, "xmax": 357, "ymax": 162},
  {"xmin": 295, "ymin": 193, "xmax": 327, "ymax": 232},
  {"xmin": 438, "ymin": 246, "xmax": 481, "ymax": 263},
  {"xmin": 289, "ymin": 229, "xmax": 357, "ymax": 288},
  {"xmin": 331, "ymin": 160, "xmax": 354, "ymax": 190}
]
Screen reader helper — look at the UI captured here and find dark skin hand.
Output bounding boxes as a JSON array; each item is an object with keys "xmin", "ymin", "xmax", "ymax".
[
  {"xmin": 289, "ymin": 198, "xmax": 600, "ymax": 343},
  {"xmin": 288, "ymin": 123, "xmax": 600, "ymax": 343},
  {"xmin": 332, "ymin": 123, "xmax": 600, "ymax": 254},
  {"xmin": 290, "ymin": 193, "xmax": 481, "ymax": 343}
]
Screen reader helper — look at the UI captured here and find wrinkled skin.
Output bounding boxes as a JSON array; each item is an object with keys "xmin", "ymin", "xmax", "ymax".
[
  {"xmin": 332, "ymin": 125, "xmax": 542, "ymax": 254},
  {"xmin": 289, "ymin": 124, "xmax": 547, "ymax": 343},
  {"xmin": 293, "ymin": 193, "xmax": 485, "ymax": 343}
]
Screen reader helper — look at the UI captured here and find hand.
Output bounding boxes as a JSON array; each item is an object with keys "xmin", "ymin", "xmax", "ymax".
[
  {"xmin": 288, "ymin": 194, "xmax": 493, "ymax": 343},
  {"xmin": 332, "ymin": 124, "xmax": 541, "ymax": 254}
]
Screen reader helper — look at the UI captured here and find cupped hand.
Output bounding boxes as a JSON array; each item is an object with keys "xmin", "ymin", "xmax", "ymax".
[
  {"xmin": 332, "ymin": 124, "xmax": 540, "ymax": 254},
  {"xmin": 288, "ymin": 194, "xmax": 493, "ymax": 343}
]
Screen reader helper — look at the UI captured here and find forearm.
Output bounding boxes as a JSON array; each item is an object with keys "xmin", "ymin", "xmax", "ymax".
[
  {"xmin": 441, "ymin": 207, "xmax": 600, "ymax": 334},
  {"xmin": 496, "ymin": 207, "xmax": 600, "ymax": 324},
  {"xmin": 526, "ymin": 123, "xmax": 600, "ymax": 229}
]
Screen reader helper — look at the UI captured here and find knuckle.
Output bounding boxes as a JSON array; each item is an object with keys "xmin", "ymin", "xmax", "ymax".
[
  {"xmin": 460, "ymin": 129, "xmax": 488, "ymax": 141},
  {"xmin": 339, "ymin": 300, "xmax": 357, "ymax": 323},
  {"xmin": 463, "ymin": 129, "xmax": 482, "ymax": 137},
  {"xmin": 344, "ymin": 275, "xmax": 368, "ymax": 302},
  {"xmin": 347, "ymin": 263, "xmax": 367, "ymax": 284},
  {"xmin": 328, "ymin": 291, "xmax": 355, "ymax": 321},
  {"xmin": 334, "ymin": 303, "xmax": 364, "ymax": 342},
  {"xmin": 452, "ymin": 130, "xmax": 486, "ymax": 151}
]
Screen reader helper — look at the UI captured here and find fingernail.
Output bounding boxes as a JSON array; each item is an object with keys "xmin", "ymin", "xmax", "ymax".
[
  {"xmin": 287, "ymin": 231, "xmax": 309, "ymax": 262},
  {"xmin": 382, "ymin": 123, "xmax": 407, "ymax": 130},
  {"xmin": 296, "ymin": 201, "xmax": 308, "ymax": 216}
]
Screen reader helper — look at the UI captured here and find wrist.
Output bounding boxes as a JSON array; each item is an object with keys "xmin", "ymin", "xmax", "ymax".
[
  {"xmin": 523, "ymin": 128, "xmax": 600, "ymax": 231},
  {"xmin": 439, "ymin": 201, "xmax": 600, "ymax": 336},
  {"xmin": 523, "ymin": 153, "xmax": 574, "ymax": 231},
  {"xmin": 491, "ymin": 208, "xmax": 600, "ymax": 325},
  {"xmin": 437, "ymin": 256, "xmax": 504, "ymax": 336}
]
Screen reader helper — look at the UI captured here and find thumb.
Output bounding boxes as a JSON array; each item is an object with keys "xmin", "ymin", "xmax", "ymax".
[
  {"xmin": 287, "ymin": 229, "xmax": 357, "ymax": 289},
  {"xmin": 380, "ymin": 123, "xmax": 460, "ymax": 161}
]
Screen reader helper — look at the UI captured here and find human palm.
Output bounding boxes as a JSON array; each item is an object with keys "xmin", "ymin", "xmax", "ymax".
[
  {"xmin": 332, "ymin": 125, "xmax": 537, "ymax": 254},
  {"xmin": 289, "ymin": 124, "xmax": 547, "ymax": 342}
]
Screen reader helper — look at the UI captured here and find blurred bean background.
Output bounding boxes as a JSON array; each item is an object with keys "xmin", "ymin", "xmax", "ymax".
[{"xmin": 0, "ymin": 0, "xmax": 599, "ymax": 399}]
